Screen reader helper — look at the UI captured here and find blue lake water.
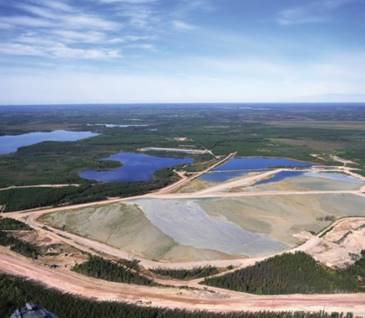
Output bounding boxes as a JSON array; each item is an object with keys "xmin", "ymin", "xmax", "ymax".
[
  {"xmin": 79, "ymin": 151, "xmax": 193, "ymax": 183},
  {"xmin": 201, "ymin": 157, "xmax": 311, "ymax": 182},
  {"xmin": 0, "ymin": 130, "xmax": 98, "ymax": 155}
]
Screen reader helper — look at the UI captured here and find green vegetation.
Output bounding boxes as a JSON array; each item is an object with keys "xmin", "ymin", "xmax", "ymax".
[
  {"xmin": 1, "ymin": 104, "xmax": 365, "ymax": 211},
  {"xmin": 152, "ymin": 266, "xmax": 219, "ymax": 280},
  {"xmin": 0, "ymin": 231, "xmax": 39, "ymax": 259},
  {"xmin": 203, "ymin": 252, "xmax": 365, "ymax": 294},
  {"xmin": 0, "ymin": 168, "xmax": 178, "ymax": 212},
  {"xmin": 72, "ymin": 255, "xmax": 155, "ymax": 286},
  {"xmin": 0, "ymin": 187, "xmax": 79, "ymax": 212},
  {"xmin": 0, "ymin": 218, "xmax": 38, "ymax": 258},
  {"xmin": 0, "ymin": 273, "xmax": 353, "ymax": 318},
  {"xmin": 0, "ymin": 218, "xmax": 31, "ymax": 231}
]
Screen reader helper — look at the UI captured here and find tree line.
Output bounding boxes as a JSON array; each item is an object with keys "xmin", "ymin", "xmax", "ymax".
[
  {"xmin": 203, "ymin": 252, "xmax": 364, "ymax": 294},
  {"xmin": 72, "ymin": 255, "xmax": 155, "ymax": 286},
  {"xmin": 0, "ymin": 273, "xmax": 353, "ymax": 318}
]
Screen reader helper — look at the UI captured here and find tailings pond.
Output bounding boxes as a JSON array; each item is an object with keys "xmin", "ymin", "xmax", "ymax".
[{"xmin": 201, "ymin": 156, "xmax": 311, "ymax": 182}]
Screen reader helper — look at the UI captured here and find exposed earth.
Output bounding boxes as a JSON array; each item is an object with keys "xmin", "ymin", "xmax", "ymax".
[{"xmin": 1, "ymin": 154, "xmax": 365, "ymax": 314}]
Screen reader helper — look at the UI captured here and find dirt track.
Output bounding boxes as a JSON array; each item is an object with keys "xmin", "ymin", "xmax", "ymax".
[
  {"xmin": 1, "ymin": 248, "xmax": 364, "ymax": 314},
  {"xmin": 1, "ymin": 156, "xmax": 365, "ymax": 314},
  {"xmin": 0, "ymin": 184, "xmax": 80, "ymax": 192}
]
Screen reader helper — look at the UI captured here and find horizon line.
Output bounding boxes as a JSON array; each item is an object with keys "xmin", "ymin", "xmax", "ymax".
[{"xmin": 1, "ymin": 101, "xmax": 365, "ymax": 107}]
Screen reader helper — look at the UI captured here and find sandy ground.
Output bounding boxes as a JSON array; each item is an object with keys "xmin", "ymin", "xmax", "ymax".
[
  {"xmin": 157, "ymin": 152, "xmax": 236, "ymax": 194},
  {"xmin": 41, "ymin": 190, "xmax": 365, "ymax": 261},
  {"xmin": 41, "ymin": 202, "xmax": 235, "ymax": 262},
  {"xmin": 1, "ymin": 247, "xmax": 365, "ymax": 315},
  {"xmin": 1, "ymin": 154, "xmax": 365, "ymax": 314},
  {"xmin": 301, "ymin": 217, "xmax": 365, "ymax": 268},
  {"xmin": 139, "ymin": 147, "xmax": 212, "ymax": 155},
  {"xmin": 177, "ymin": 178, "xmax": 216, "ymax": 193},
  {"xmin": 5, "ymin": 158, "xmax": 365, "ymax": 264},
  {"xmin": 133, "ymin": 198, "xmax": 287, "ymax": 257},
  {"xmin": 198, "ymin": 193, "xmax": 365, "ymax": 246},
  {"xmin": 243, "ymin": 173, "xmax": 364, "ymax": 192}
]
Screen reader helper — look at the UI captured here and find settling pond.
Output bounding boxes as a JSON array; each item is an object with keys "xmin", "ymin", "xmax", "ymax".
[
  {"xmin": 0, "ymin": 130, "xmax": 98, "ymax": 155},
  {"xmin": 79, "ymin": 152, "xmax": 193, "ymax": 183},
  {"xmin": 201, "ymin": 156, "xmax": 311, "ymax": 182}
]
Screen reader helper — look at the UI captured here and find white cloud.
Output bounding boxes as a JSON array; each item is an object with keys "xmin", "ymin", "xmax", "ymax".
[
  {"xmin": 48, "ymin": 44, "xmax": 121, "ymax": 59},
  {"xmin": 62, "ymin": 14, "xmax": 120, "ymax": 31},
  {"xmin": 276, "ymin": 0, "xmax": 357, "ymax": 25},
  {"xmin": 50, "ymin": 30, "xmax": 107, "ymax": 44},
  {"xmin": 0, "ymin": 16, "xmax": 54, "ymax": 28},
  {"xmin": 0, "ymin": 43, "xmax": 47, "ymax": 57},
  {"xmin": 98, "ymin": 0, "xmax": 158, "ymax": 3},
  {"xmin": 0, "ymin": 40, "xmax": 122, "ymax": 60},
  {"xmin": 172, "ymin": 20, "xmax": 196, "ymax": 31},
  {"xmin": 1, "ymin": 51, "xmax": 365, "ymax": 104}
]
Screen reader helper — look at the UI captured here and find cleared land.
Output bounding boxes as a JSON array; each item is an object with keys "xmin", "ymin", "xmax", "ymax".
[
  {"xmin": 140, "ymin": 147, "xmax": 213, "ymax": 155},
  {"xmin": 0, "ymin": 248, "xmax": 365, "ymax": 315},
  {"xmin": 41, "ymin": 202, "xmax": 234, "ymax": 262},
  {"xmin": 244, "ymin": 172, "xmax": 364, "ymax": 192},
  {"xmin": 199, "ymin": 194, "xmax": 365, "ymax": 246},
  {"xmin": 42, "ymin": 191, "xmax": 365, "ymax": 261}
]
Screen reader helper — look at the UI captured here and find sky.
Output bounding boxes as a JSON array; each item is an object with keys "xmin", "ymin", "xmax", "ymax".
[{"xmin": 0, "ymin": 0, "xmax": 364, "ymax": 104}]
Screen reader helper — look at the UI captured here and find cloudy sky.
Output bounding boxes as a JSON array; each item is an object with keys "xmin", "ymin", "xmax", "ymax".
[{"xmin": 0, "ymin": 0, "xmax": 364, "ymax": 104}]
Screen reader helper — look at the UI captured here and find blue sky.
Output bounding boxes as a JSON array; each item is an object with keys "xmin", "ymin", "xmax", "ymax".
[{"xmin": 0, "ymin": 0, "xmax": 364, "ymax": 104}]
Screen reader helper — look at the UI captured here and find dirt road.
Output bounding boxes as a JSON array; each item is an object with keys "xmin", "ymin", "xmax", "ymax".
[
  {"xmin": 157, "ymin": 152, "xmax": 236, "ymax": 194},
  {"xmin": 0, "ymin": 184, "xmax": 80, "ymax": 192},
  {"xmin": 1, "ymin": 248, "xmax": 364, "ymax": 314},
  {"xmin": 1, "ymin": 155, "xmax": 365, "ymax": 314},
  {"xmin": 149, "ymin": 189, "xmax": 365, "ymax": 200}
]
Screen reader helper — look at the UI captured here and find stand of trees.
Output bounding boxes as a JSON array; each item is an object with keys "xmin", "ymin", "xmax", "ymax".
[
  {"xmin": 72, "ymin": 255, "xmax": 155, "ymax": 286},
  {"xmin": 0, "ymin": 218, "xmax": 31, "ymax": 231},
  {"xmin": 203, "ymin": 252, "xmax": 365, "ymax": 294},
  {"xmin": 152, "ymin": 266, "xmax": 219, "ymax": 280},
  {"xmin": 0, "ymin": 167, "xmax": 178, "ymax": 212},
  {"xmin": 0, "ymin": 273, "xmax": 353, "ymax": 318},
  {"xmin": 0, "ymin": 231, "xmax": 39, "ymax": 259}
]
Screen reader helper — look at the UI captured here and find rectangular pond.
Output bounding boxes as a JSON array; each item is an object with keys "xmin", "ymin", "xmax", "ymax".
[
  {"xmin": 0, "ymin": 130, "xmax": 98, "ymax": 155},
  {"xmin": 201, "ymin": 156, "xmax": 311, "ymax": 182},
  {"xmin": 79, "ymin": 151, "xmax": 193, "ymax": 183}
]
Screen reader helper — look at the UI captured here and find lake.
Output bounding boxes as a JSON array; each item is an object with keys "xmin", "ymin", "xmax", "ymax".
[
  {"xmin": 79, "ymin": 151, "xmax": 193, "ymax": 183},
  {"xmin": 201, "ymin": 156, "xmax": 311, "ymax": 182},
  {"xmin": 0, "ymin": 130, "xmax": 98, "ymax": 155}
]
